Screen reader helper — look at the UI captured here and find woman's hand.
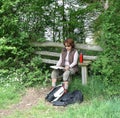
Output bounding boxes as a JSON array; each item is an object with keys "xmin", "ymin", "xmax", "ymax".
[{"xmin": 64, "ymin": 66, "xmax": 70, "ymax": 70}]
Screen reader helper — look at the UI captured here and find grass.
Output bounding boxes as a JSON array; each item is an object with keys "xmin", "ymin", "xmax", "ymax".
[
  {"xmin": 4, "ymin": 97, "xmax": 120, "ymax": 118},
  {"xmin": 0, "ymin": 82, "xmax": 25, "ymax": 109},
  {"xmin": 69, "ymin": 75, "xmax": 106, "ymax": 100},
  {"xmin": 0, "ymin": 76, "xmax": 120, "ymax": 118}
]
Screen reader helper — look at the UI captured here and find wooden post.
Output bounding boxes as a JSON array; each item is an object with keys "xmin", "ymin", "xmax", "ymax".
[{"xmin": 81, "ymin": 66, "xmax": 87, "ymax": 85}]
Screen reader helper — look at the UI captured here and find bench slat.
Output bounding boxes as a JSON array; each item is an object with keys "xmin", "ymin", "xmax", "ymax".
[
  {"xmin": 41, "ymin": 58, "xmax": 91, "ymax": 66},
  {"xmin": 31, "ymin": 42, "xmax": 103, "ymax": 51},
  {"xmin": 35, "ymin": 51, "xmax": 60, "ymax": 57},
  {"xmin": 83, "ymin": 55, "xmax": 97, "ymax": 60},
  {"xmin": 76, "ymin": 43, "xmax": 103, "ymax": 51},
  {"xmin": 35, "ymin": 51, "xmax": 97, "ymax": 60},
  {"xmin": 31, "ymin": 42, "xmax": 63, "ymax": 48},
  {"xmin": 41, "ymin": 59, "xmax": 57, "ymax": 65}
]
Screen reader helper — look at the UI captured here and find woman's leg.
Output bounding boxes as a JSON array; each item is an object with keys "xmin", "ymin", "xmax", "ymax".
[
  {"xmin": 63, "ymin": 69, "xmax": 76, "ymax": 92},
  {"xmin": 63, "ymin": 70, "xmax": 70, "ymax": 92},
  {"xmin": 51, "ymin": 69, "xmax": 59, "ymax": 88}
]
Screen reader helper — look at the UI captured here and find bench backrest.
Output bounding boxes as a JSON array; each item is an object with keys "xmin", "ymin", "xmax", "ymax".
[{"xmin": 31, "ymin": 41, "xmax": 103, "ymax": 66}]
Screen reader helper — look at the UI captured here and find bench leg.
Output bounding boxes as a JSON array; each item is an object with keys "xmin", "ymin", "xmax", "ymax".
[{"xmin": 81, "ymin": 66, "xmax": 87, "ymax": 85}]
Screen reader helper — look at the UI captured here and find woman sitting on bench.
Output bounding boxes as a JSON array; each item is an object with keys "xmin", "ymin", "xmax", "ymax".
[{"xmin": 51, "ymin": 38, "xmax": 79, "ymax": 93}]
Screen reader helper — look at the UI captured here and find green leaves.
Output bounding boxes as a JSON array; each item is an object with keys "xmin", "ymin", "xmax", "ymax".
[
  {"xmin": 92, "ymin": 0, "xmax": 120, "ymax": 95},
  {"xmin": 0, "ymin": 37, "xmax": 17, "ymax": 56}
]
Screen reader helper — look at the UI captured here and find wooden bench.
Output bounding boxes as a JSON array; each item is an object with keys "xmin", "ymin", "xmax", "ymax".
[{"xmin": 31, "ymin": 41, "xmax": 103, "ymax": 85}]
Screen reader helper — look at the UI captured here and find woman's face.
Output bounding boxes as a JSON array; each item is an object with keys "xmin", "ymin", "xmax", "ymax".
[{"xmin": 65, "ymin": 43, "xmax": 72, "ymax": 51}]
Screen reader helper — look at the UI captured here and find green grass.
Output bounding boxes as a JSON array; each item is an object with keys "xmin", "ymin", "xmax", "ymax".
[
  {"xmin": 0, "ymin": 82, "xmax": 24, "ymax": 109},
  {"xmin": 1, "ymin": 76, "xmax": 120, "ymax": 118},
  {"xmin": 69, "ymin": 75, "xmax": 106, "ymax": 100},
  {"xmin": 4, "ymin": 97, "xmax": 120, "ymax": 118}
]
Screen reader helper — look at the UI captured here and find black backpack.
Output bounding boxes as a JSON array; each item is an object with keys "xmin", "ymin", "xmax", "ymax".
[
  {"xmin": 45, "ymin": 84, "xmax": 65, "ymax": 102},
  {"xmin": 52, "ymin": 90, "xmax": 83, "ymax": 106}
]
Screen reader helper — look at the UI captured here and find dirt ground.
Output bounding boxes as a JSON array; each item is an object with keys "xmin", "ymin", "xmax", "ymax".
[{"xmin": 0, "ymin": 87, "xmax": 50, "ymax": 118}]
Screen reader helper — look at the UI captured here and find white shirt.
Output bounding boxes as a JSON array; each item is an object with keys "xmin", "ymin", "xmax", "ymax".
[{"xmin": 56, "ymin": 50, "xmax": 79, "ymax": 68}]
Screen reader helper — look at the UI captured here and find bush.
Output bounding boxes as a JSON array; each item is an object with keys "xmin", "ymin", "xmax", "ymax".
[
  {"xmin": 0, "ymin": 56, "xmax": 51, "ymax": 87},
  {"xmin": 92, "ymin": 0, "xmax": 120, "ymax": 95}
]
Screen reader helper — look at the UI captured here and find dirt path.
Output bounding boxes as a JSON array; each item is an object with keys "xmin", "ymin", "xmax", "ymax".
[{"xmin": 0, "ymin": 87, "xmax": 49, "ymax": 118}]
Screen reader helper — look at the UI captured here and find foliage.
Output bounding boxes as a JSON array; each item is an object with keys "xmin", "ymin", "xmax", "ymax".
[
  {"xmin": 0, "ymin": 0, "xmax": 103, "ymax": 87},
  {"xmin": 92, "ymin": 0, "xmax": 120, "ymax": 95},
  {"xmin": 0, "ymin": 37, "xmax": 17, "ymax": 68},
  {"xmin": 0, "ymin": 56, "xmax": 51, "ymax": 87},
  {"xmin": 0, "ymin": 0, "xmax": 50, "ymax": 86},
  {"xmin": 1, "ymin": 0, "xmax": 119, "ymax": 94},
  {"xmin": 23, "ymin": 56, "xmax": 51, "ymax": 87},
  {"xmin": 0, "ymin": 0, "xmax": 102, "ymax": 42}
]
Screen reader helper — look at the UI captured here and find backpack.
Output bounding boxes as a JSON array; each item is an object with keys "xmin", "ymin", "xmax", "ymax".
[
  {"xmin": 52, "ymin": 90, "xmax": 83, "ymax": 106},
  {"xmin": 45, "ymin": 84, "xmax": 65, "ymax": 102}
]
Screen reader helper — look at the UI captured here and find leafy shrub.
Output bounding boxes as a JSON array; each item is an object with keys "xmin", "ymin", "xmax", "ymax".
[
  {"xmin": 0, "ymin": 63, "xmax": 51, "ymax": 87},
  {"xmin": 24, "ymin": 56, "xmax": 51, "ymax": 86},
  {"xmin": 92, "ymin": 0, "xmax": 120, "ymax": 95}
]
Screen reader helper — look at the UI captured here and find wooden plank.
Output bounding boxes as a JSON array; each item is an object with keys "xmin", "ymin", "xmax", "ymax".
[
  {"xmin": 83, "ymin": 55, "xmax": 97, "ymax": 60},
  {"xmin": 35, "ymin": 51, "xmax": 60, "ymax": 57},
  {"xmin": 31, "ymin": 42, "xmax": 63, "ymax": 48},
  {"xmin": 41, "ymin": 58, "xmax": 91, "ymax": 66},
  {"xmin": 35, "ymin": 51, "xmax": 97, "ymax": 61},
  {"xmin": 41, "ymin": 59, "xmax": 57, "ymax": 65},
  {"xmin": 76, "ymin": 43, "xmax": 103, "ymax": 51},
  {"xmin": 31, "ymin": 41, "xmax": 103, "ymax": 52}
]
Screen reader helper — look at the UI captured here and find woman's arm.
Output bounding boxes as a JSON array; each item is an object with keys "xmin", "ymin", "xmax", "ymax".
[
  {"xmin": 69, "ymin": 51, "xmax": 79, "ymax": 68},
  {"xmin": 56, "ymin": 54, "xmax": 62, "ymax": 66}
]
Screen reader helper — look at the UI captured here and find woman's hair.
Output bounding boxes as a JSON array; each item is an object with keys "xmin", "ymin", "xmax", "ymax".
[{"xmin": 63, "ymin": 38, "xmax": 75, "ymax": 48}]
